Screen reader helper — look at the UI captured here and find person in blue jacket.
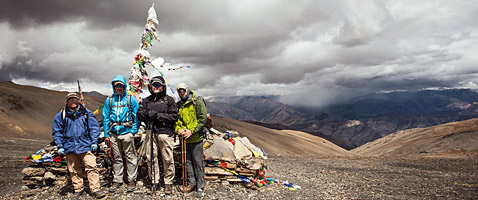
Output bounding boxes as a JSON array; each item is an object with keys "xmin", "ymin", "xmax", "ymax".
[
  {"xmin": 102, "ymin": 75, "xmax": 141, "ymax": 192},
  {"xmin": 52, "ymin": 92, "xmax": 106, "ymax": 199}
]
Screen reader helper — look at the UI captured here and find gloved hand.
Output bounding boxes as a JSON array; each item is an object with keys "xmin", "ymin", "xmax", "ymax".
[
  {"xmin": 148, "ymin": 110, "xmax": 156, "ymax": 119},
  {"xmin": 58, "ymin": 148, "xmax": 65, "ymax": 156},
  {"xmin": 138, "ymin": 108, "xmax": 150, "ymax": 121},
  {"xmin": 91, "ymin": 144, "xmax": 98, "ymax": 152}
]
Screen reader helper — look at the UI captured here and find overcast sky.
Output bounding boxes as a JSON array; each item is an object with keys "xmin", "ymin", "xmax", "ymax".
[{"xmin": 1, "ymin": 0, "xmax": 478, "ymax": 107}]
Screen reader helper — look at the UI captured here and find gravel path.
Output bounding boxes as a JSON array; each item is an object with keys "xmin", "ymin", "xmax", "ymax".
[{"xmin": 2, "ymin": 155, "xmax": 477, "ymax": 199}]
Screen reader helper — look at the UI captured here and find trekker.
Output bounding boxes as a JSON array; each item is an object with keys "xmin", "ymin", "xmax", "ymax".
[
  {"xmin": 137, "ymin": 76, "xmax": 178, "ymax": 194},
  {"xmin": 102, "ymin": 75, "xmax": 141, "ymax": 192},
  {"xmin": 175, "ymin": 83, "xmax": 207, "ymax": 197},
  {"xmin": 52, "ymin": 92, "xmax": 107, "ymax": 199}
]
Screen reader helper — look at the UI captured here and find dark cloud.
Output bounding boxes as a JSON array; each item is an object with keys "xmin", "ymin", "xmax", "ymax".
[
  {"xmin": 1, "ymin": 0, "xmax": 478, "ymax": 107},
  {"xmin": 0, "ymin": 0, "xmax": 153, "ymax": 29}
]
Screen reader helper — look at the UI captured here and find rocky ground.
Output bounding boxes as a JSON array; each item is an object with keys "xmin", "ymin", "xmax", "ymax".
[
  {"xmin": 0, "ymin": 138, "xmax": 49, "ymax": 195},
  {"xmin": 1, "ymin": 139, "xmax": 477, "ymax": 199}
]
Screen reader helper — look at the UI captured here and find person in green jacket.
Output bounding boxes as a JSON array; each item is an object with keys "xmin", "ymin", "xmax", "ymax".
[{"xmin": 175, "ymin": 83, "xmax": 207, "ymax": 197}]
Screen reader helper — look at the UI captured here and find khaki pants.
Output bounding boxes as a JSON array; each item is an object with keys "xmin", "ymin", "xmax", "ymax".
[
  {"xmin": 110, "ymin": 133, "xmax": 138, "ymax": 183},
  {"xmin": 146, "ymin": 133, "xmax": 175, "ymax": 185},
  {"xmin": 65, "ymin": 151, "xmax": 100, "ymax": 193}
]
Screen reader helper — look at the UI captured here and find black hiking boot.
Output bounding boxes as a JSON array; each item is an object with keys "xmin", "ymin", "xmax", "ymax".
[
  {"xmin": 185, "ymin": 185, "xmax": 196, "ymax": 193},
  {"xmin": 72, "ymin": 190, "xmax": 84, "ymax": 197},
  {"xmin": 109, "ymin": 182, "xmax": 122, "ymax": 193},
  {"xmin": 164, "ymin": 184, "xmax": 172, "ymax": 194},
  {"xmin": 197, "ymin": 188, "xmax": 205, "ymax": 197},
  {"xmin": 92, "ymin": 190, "xmax": 107, "ymax": 199},
  {"xmin": 127, "ymin": 181, "xmax": 136, "ymax": 193}
]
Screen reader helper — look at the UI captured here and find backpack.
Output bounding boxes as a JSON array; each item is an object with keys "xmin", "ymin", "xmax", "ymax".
[
  {"xmin": 192, "ymin": 96, "xmax": 213, "ymax": 131},
  {"xmin": 108, "ymin": 93, "xmax": 134, "ymax": 128},
  {"xmin": 61, "ymin": 108, "xmax": 89, "ymax": 134}
]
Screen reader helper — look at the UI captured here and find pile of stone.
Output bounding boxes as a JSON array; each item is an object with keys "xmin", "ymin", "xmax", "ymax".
[
  {"xmin": 22, "ymin": 144, "xmax": 69, "ymax": 188},
  {"xmin": 22, "ymin": 141, "xmax": 115, "ymax": 189},
  {"xmin": 201, "ymin": 129, "xmax": 268, "ymax": 189}
]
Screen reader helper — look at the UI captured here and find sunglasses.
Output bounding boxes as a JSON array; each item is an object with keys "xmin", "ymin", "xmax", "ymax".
[
  {"xmin": 177, "ymin": 88, "xmax": 187, "ymax": 93},
  {"xmin": 151, "ymin": 82, "xmax": 162, "ymax": 87},
  {"xmin": 114, "ymin": 84, "xmax": 125, "ymax": 88},
  {"xmin": 67, "ymin": 98, "xmax": 79, "ymax": 102}
]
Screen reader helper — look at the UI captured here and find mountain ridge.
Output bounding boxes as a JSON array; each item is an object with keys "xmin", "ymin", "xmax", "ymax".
[{"xmin": 206, "ymin": 89, "xmax": 478, "ymax": 149}]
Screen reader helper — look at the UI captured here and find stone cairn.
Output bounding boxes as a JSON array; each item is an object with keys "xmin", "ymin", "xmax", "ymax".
[{"xmin": 201, "ymin": 129, "xmax": 268, "ymax": 189}]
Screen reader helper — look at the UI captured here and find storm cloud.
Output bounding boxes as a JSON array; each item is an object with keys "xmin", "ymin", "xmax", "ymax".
[{"xmin": 1, "ymin": 0, "xmax": 478, "ymax": 107}]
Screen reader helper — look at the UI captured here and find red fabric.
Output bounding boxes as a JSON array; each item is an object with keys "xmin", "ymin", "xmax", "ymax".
[
  {"xmin": 53, "ymin": 156, "xmax": 64, "ymax": 162},
  {"xmin": 219, "ymin": 161, "xmax": 227, "ymax": 168}
]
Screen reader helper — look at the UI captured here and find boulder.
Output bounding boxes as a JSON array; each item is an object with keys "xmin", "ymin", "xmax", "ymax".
[{"xmin": 22, "ymin": 167, "xmax": 45, "ymax": 176}]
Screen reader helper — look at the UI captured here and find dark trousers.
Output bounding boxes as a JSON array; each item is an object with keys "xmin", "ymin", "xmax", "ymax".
[{"xmin": 186, "ymin": 141, "xmax": 205, "ymax": 189}]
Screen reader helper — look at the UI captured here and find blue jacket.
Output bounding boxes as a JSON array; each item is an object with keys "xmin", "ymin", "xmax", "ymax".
[
  {"xmin": 102, "ymin": 75, "xmax": 140, "ymax": 137},
  {"xmin": 52, "ymin": 105, "xmax": 100, "ymax": 154}
]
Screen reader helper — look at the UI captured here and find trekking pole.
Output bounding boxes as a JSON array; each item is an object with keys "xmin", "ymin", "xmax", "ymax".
[
  {"xmin": 107, "ymin": 139, "xmax": 114, "ymax": 162},
  {"xmin": 77, "ymin": 80, "xmax": 86, "ymax": 107},
  {"xmin": 150, "ymin": 123, "xmax": 156, "ymax": 195},
  {"xmin": 181, "ymin": 135, "xmax": 187, "ymax": 196}
]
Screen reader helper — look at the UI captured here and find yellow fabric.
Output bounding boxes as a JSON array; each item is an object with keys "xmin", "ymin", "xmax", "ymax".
[
  {"xmin": 175, "ymin": 91, "xmax": 199, "ymax": 142},
  {"xmin": 32, "ymin": 155, "xmax": 42, "ymax": 160}
]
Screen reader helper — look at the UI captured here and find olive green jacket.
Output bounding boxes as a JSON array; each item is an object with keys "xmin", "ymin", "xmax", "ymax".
[{"xmin": 175, "ymin": 90, "xmax": 208, "ymax": 143}]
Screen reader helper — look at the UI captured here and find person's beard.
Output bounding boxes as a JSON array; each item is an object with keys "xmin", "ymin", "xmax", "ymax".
[
  {"xmin": 68, "ymin": 104, "xmax": 79, "ymax": 111},
  {"xmin": 153, "ymin": 87, "xmax": 163, "ymax": 94}
]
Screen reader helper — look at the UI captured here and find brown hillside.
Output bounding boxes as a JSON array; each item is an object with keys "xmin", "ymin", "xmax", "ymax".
[
  {"xmin": 352, "ymin": 118, "xmax": 478, "ymax": 158},
  {"xmin": 0, "ymin": 81, "xmax": 353, "ymax": 157},
  {"xmin": 212, "ymin": 116, "xmax": 355, "ymax": 157},
  {"xmin": 0, "ymin": 81, "xmax": 106, "ymax": 140}
]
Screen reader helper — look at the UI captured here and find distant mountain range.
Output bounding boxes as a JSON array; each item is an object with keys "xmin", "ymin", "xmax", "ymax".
[
  {"xmin": 83, "ymin": 91, "xmax": 107, "ymax": 98},
  {"xmin": 206, "ymin": 89, "xmax": 478, "ymax": 150}
]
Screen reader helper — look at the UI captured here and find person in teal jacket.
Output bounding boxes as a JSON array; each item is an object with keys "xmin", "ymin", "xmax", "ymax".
[{"xmin": 102, "ymin": 75, "xmax": 141, "ymax": 192}]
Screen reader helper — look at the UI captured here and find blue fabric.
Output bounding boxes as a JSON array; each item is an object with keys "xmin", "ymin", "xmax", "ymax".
[
  {"xmin": 102, "ymin": 75, "xmax": 140, "ymax": 137},
  {"xmin": 238, "ymin": 175, "xmax": 250, "ymax": 183},
  {"xmin": 58, "ymin": 148, "xmax": 65, "ymax": 156},
  {"xmin": 35, "ymin": 148, "xmax": 44, "ymax": 155},
  {"xmin": 42, "ymin": 153, "xmax": 53, "ymax": 162},
  {"xmin": 91, "ymin": 144, "xmax": 98, "ymax": 151},
  {"xmin": 51, "ymin": 105, "xmax": 101, "ymax": 155}
]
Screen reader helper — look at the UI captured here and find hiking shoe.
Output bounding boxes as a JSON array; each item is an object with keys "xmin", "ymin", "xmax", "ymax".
[
  {"xmin": 92, "ymin": 190, "xmax": 107, "ymax": 199},
  {"xmin": 72, "ymin": 190, "xmax": 84, "ymax": 197},
  {"xmin": 185, "ymin": 185, "xmax": 196, "ymax": 193},
  {"xmin": 197, "ymin": 188, "xmax": 205, "ymax": 198},
  {"xmin": 109, "ymin": 182, "xmax": 122, "ymax": 193},
  {"xmin": 127, "ymin": 181, "xmax": 136, "ymax": 193},
  {"xmin": 164, "ymin": 184, "xmax": 172, "ymax": 194}
]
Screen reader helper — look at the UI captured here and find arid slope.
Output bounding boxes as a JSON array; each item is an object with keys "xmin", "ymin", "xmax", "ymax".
[
  {"xmin": 213, "ymin": 117, "xmax": 354, "ymax": 156},
  {"xmin": 0, "ymin": 81, "xmax": 106, "ymax": 140},
  {"xmin": 352, "ymin": 118, "xmax": 478, "ymax": 158}
]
